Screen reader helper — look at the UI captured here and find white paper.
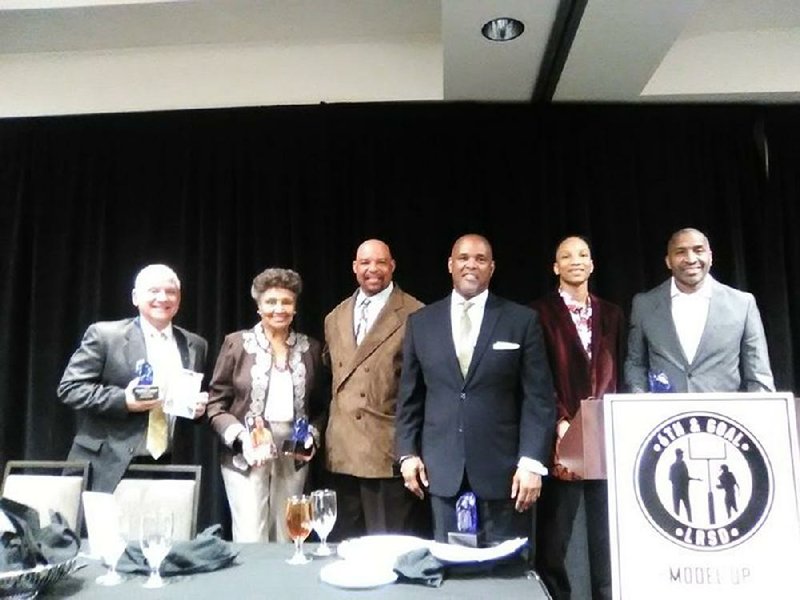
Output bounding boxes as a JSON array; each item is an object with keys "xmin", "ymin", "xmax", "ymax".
[
  {"xmin": 163, "ymin": 369, "xmax": 203, "ymax": 419},
  {"xmin": 81, "ymin": 491, "xmax": 123, "ymax": 559}
]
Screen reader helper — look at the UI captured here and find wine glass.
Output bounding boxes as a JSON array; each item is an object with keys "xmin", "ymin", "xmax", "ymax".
[
  {"xmin": 310, "ymin": 489, "xmax": 337, "ymax": 556},
  {"xmin": 285, "ymin": 495, "xmax": 312, "ymax": 565},
  {"xmin": 95, "ymin": 533, "xmax": 127, "ymax": 586},
  {"xmin": 139, "ymin": 510, "xmax": 174, "ymax": 588}
]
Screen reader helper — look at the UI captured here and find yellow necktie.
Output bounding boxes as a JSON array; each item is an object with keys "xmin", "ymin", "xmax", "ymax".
[
  {"xmin": 146, "ymin": 404, "xmax": 169, "ymax": 459},
  {"xmin": 457, "ymin": 301, "xmax": 474, "ymax": 377},
  {"xmin": 146, "ymin": 331, "xmax": 169, "ymax": 459}
]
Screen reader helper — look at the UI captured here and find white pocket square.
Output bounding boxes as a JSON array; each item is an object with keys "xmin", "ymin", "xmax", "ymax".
[{"xmin": 492, "ymin": 341, "xmax": 520, "ymax": 350}]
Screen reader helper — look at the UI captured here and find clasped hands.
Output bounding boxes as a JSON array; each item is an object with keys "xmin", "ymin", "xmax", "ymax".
[
  {"xmin": 400, "ymin": 456, "xmax": 541, "ymax": 512},
  {"xmin": 237, "ymin": 430, "xmax": 317, "ymax": 468}
]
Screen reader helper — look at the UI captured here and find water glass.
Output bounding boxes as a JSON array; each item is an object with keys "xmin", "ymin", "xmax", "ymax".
[
  {"xmin": 310, "ymin": 489, "xmax": 337, "ymax": 556},
  {"xmin": 140, "ymin": 510, "xmax": 174, "ymax": 588}
]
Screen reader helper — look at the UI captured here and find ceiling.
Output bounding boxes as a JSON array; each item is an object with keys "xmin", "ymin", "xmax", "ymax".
[{"xmin": 0, "ymin": 0, "xmax": 798, "ymax": 116}]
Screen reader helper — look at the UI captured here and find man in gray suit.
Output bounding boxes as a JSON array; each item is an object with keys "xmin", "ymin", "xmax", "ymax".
[
  {"xmin": 625, "ymin": 228, "xmax": 774, "ymax": 393},
  {"xmin": 58, "ymin": 264, "xmax": 208, "ymax": 492}
]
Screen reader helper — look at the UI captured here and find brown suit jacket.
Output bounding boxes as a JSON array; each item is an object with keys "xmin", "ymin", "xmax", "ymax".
[
  {"xmin": 207, "ymin": 327, "xmax": 325, "ymax": 468},
  {"xmin": 324, "ymin": 285, "xmax": 423, "ymax": 478},
  {"xmin": 531, "ymin": 291, "xmax": 625, "ymax": 424}
]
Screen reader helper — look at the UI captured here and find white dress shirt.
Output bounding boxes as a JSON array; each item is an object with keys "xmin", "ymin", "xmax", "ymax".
[
  {"xmin": 670, "ymin": 276, "xmax": 712, "ymax": 364},
  {"xmin": 354, "ymin": 281, "xmax": 394, "ymax": 340},
  {"xmin": 450, "ymin": 288, "xmax": 487, "ymax": 353},
  {"xmin": 263, "ymin": 367, "xmax": 294, "ymax": 422},
  {"xmin": 138, "ymin": 318, "xmax": 182, "ymax": 453}
]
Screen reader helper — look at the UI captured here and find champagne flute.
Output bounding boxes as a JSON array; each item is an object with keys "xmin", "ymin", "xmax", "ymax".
[
  {"xmin": 310, "ymin": 489, "xmax": 337, "ymax": 556},
  {"xmin": 140, "ymin": 510, "xmax": 174, "ymax": 588},
  {"xmin": 285, "ymin": 495, "xmax": 312, "ymax": 565}
]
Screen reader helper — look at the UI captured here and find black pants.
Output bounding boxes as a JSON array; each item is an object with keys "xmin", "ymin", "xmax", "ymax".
[
  {"xmin": 535, "ymin": 478, "xmax": 612, "ymax": 600},
  {"xmin": 429, "ymin": 473, "xmax": 529, "ymax": 544},
  {"xmin": 326, "ymin": 471, "xmax": 431, "ymax": 541}
]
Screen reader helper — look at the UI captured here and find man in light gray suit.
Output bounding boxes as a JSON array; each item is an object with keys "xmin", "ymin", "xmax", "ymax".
[
  {"xmin": 625, "ymin": 228, "xmax": 774, "ymax": 393},
  {"xmin": 58, "ymin": 264, "xmax": 208, "ymax": 492}
]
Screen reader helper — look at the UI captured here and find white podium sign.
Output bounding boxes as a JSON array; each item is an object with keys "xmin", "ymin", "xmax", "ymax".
[{"xmin": 605, "ymin": 393, "xmax": 800, "ymax": 600}]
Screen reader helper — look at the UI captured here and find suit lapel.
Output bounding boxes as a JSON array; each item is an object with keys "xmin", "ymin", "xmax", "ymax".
[
  {"xmin": 691, "ymin": 280, "xmax": 722, "ymax": 366},
  {"xmin": 654, "ymin": 282, "xmax": 689, "ymax": 367},
  {"xmin": 552, "ymin": 291, "xmax": 591, "ymax": 365},
  {"xmin": 351, "ymin": 288, "xmax": 404, "ymax": 367},
  {"xmin": 464, "ymin": 293, "xmax": 501, "ymax": 383},
  {"xmin": 124, "ymin": 318, "xmax": 148, "ymax": 375},
  {"xmin": 174, "ymin": 327, "xmax": 192, "ymax": 369}
]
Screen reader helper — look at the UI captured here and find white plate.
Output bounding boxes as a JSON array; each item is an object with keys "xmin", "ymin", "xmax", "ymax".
[
  {"xmin": 337, "ymin": 534, "xmax": 430, "ymax": 566},
  {"xmin": 319, "ymin": 560, "xmax": 398, "ymax": 589}
]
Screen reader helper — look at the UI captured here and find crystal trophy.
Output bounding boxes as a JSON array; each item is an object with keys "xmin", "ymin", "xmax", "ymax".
[
  {"xmin": 133, "ymin": 359, "xmax": 160, "ymax": 401},
  {"xmin": 447, "ymin": 491, "xmax": 485, "ymax": 547},
  {"xmin": 281, "ymin": 417, "xmax": 314, "ymax": 462},
  {"xmin": 647, "ymin": 370, "xmax": 673, "ymax": 393}
]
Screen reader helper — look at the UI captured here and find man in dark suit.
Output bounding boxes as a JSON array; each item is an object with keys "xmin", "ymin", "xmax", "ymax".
[
  {"xmin": 58, "ymin": 264, "xmax": 208, "ymax": 492},
  {"xmin": 396, "ymin": 234, "xmax": 556, "ymax": 542},
  {"xmin": 324, "ymin": 239, "xmax": 425, "ymax": 539},
  {"xmin": 532, "ymin": 236, "xmax": 624, "ymax": 600},
  {"xmin": 625, "ymin": 228, "xmax": 774, "ymax": 393}
]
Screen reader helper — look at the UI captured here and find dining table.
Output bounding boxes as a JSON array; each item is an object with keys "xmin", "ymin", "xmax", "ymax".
[{"xmin": 38, "ymin": 542, "xmax": 551, "ymax": 599}]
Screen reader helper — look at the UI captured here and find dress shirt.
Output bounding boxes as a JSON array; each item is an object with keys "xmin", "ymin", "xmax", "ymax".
[
  {"xmin": 137, "ymin": 318, "xmax": 182, "ymax": 454},
  {"xmin": 354, "ymin": 282, "xmax": 394, "ymax": 340},
  {"xmin": 558, "ymin": 288, "xmax": 592, "ymax": 358},
  {"xmin": 670, "ymin": 276, "xmax": 712, "ymax": 364},
  {"xmin": 264, "ymin": 367, "xmax": 294, "ymax": 422},
  {"xmin": 450, "ymin": 289, "xmax": 487, "ymax": 353}
]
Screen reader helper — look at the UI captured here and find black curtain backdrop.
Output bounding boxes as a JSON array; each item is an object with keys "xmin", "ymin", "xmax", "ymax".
[{"xmin": 1, "ymin": 102, "xmax": 797, "ymax": 533}]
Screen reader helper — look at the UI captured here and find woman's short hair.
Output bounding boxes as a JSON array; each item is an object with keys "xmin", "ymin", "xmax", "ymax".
[{"xmin": 250, "ymin": 268, "xmax": 303, "ymax": 301}]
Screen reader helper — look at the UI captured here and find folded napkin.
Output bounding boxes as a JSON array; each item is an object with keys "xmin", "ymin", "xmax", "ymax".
[
  {"xmin": 393, "ymin": 548, "xmax": 445, "ymax": 587},
  {"xmin": 0, "ymin": 497, "xmax": 80, "ymax": 572},
  {"xmin": 116, "ymin": 525, "xmax": 238, "ymax": 576}
]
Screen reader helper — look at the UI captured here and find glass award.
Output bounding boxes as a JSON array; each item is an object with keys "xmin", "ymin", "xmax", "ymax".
[
  {"xmin": 133, "ymin": 360, "xmax": 160, "ymax": 401},
  {"xmin": 648, "ymin": 370, "xmax": 673, "ymax": 393},
  {"xmin": 281, "ymin": 417, "xmax": 314, "ymax": 460},
  {"xmin": 447, "ymin": 491, "xmax": 485, "ymax": 547}
]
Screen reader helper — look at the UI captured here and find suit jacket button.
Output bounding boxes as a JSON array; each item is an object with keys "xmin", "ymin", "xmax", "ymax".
[
  {"xmin": 128, "ymin": 447, "xmax": 135, "ymax": 454},
  {"xmin": 460, "ymin": 393, "xmax": 466, "ymax": 400},
  {"xmin": 360, "ymin": 392, "xmax": 366, "ymax": 398},
  {"xmin": 356, "ymin": 413, "xmax": 362, "ymax": 420},
  {"xmin": 688, "ymin": 373, "xmax": 693, "ymax": 379}
]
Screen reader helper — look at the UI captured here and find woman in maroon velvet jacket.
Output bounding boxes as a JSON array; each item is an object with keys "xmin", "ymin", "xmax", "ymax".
[{"xmin": 531, "ymin": 236, "xmax": 625, "ymax": 600}]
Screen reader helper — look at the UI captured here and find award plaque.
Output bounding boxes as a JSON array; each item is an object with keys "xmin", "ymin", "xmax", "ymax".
[
  {"xmin": 447, "ymin": 491, "xmax": 485, "ymax": 547},
  {"xmin": 281, "ymin": 417, "xmax": 314, "ymax": 459},
  {"xmin": 133, "ymin": 360, "xmax": 160, "ymax": 401}
]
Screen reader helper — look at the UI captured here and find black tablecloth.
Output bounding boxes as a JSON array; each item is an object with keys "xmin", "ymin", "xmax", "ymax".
[{"xmin": 41, "ymin": 543, "xmax": 550, "ymax": 599}]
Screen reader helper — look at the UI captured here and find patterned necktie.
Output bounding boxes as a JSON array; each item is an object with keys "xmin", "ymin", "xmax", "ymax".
[
  {"xmin": 457, "ymin": 301, "xmax": 474, "ymax": 377},
  {"xmin": 146, "ymin": 332, "xmax": 169, "ymax": 459},
  {"xmin": 355, "ymin": 298, "xmax": 371, "ymax": 345}
]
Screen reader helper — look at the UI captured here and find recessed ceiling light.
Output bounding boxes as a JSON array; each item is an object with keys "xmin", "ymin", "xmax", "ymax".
[{"xmin": 481, "ymin": 17, "xmax": 524, "ymax": 42}]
